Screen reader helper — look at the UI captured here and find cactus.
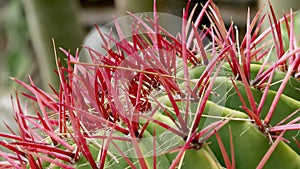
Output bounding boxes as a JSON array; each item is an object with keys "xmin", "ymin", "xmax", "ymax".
[{"xmin": 0, "ymin": 1, "xmax": 299, "ymax": 169}]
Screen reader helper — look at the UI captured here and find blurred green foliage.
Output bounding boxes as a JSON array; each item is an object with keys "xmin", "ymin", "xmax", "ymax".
[
  {"xmin": 0, "ymin": 0, "xmax": 32, "ymax": 134},
  {"xmin": 0, "ymin": 0, "xmax": 34, "ymax": 91}
]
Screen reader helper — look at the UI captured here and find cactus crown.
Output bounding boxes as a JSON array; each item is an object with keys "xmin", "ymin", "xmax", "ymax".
[{"xmin": 0, "ymin": 1, "xmax": 299, "ymax": 169}]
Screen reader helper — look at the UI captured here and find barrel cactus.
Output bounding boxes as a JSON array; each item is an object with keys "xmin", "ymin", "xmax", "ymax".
[{"xmin": 0, "ymin": 1, "xmax": 299, "ymax": 168}]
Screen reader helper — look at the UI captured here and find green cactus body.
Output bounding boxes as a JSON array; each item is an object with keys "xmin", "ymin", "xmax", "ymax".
[{"xmin": 2, "ymin": 1, "xmax": 300, "ymax": 169}]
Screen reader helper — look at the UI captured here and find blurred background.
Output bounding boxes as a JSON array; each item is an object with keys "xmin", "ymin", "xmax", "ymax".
[{"xmin": 0, "ymin": 0, "xmax": 299, "ymax": 131}]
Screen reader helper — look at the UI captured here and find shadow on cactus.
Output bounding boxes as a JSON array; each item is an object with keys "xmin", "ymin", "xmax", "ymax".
[{"xmin": 0, "ymin": 0, "xmax": 299, "ymax": 168}]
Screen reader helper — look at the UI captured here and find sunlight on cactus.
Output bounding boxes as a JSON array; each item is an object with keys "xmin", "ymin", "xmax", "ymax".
[{"xmin": 0, "ymin": 0, "xmax": 299, "ymax": 169}]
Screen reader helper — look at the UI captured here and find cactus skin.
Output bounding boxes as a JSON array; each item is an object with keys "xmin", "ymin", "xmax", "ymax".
[
  {"xmin": 1, "ymin": 1, "xmax": 300, "ymax": 169},
  {"xmin": 178, "ymin": 63, "xmax": 300, "ymax": 155},
  {"xmin": 71, "ymin": 65, "xmax": 300, "ymax": 168}
]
